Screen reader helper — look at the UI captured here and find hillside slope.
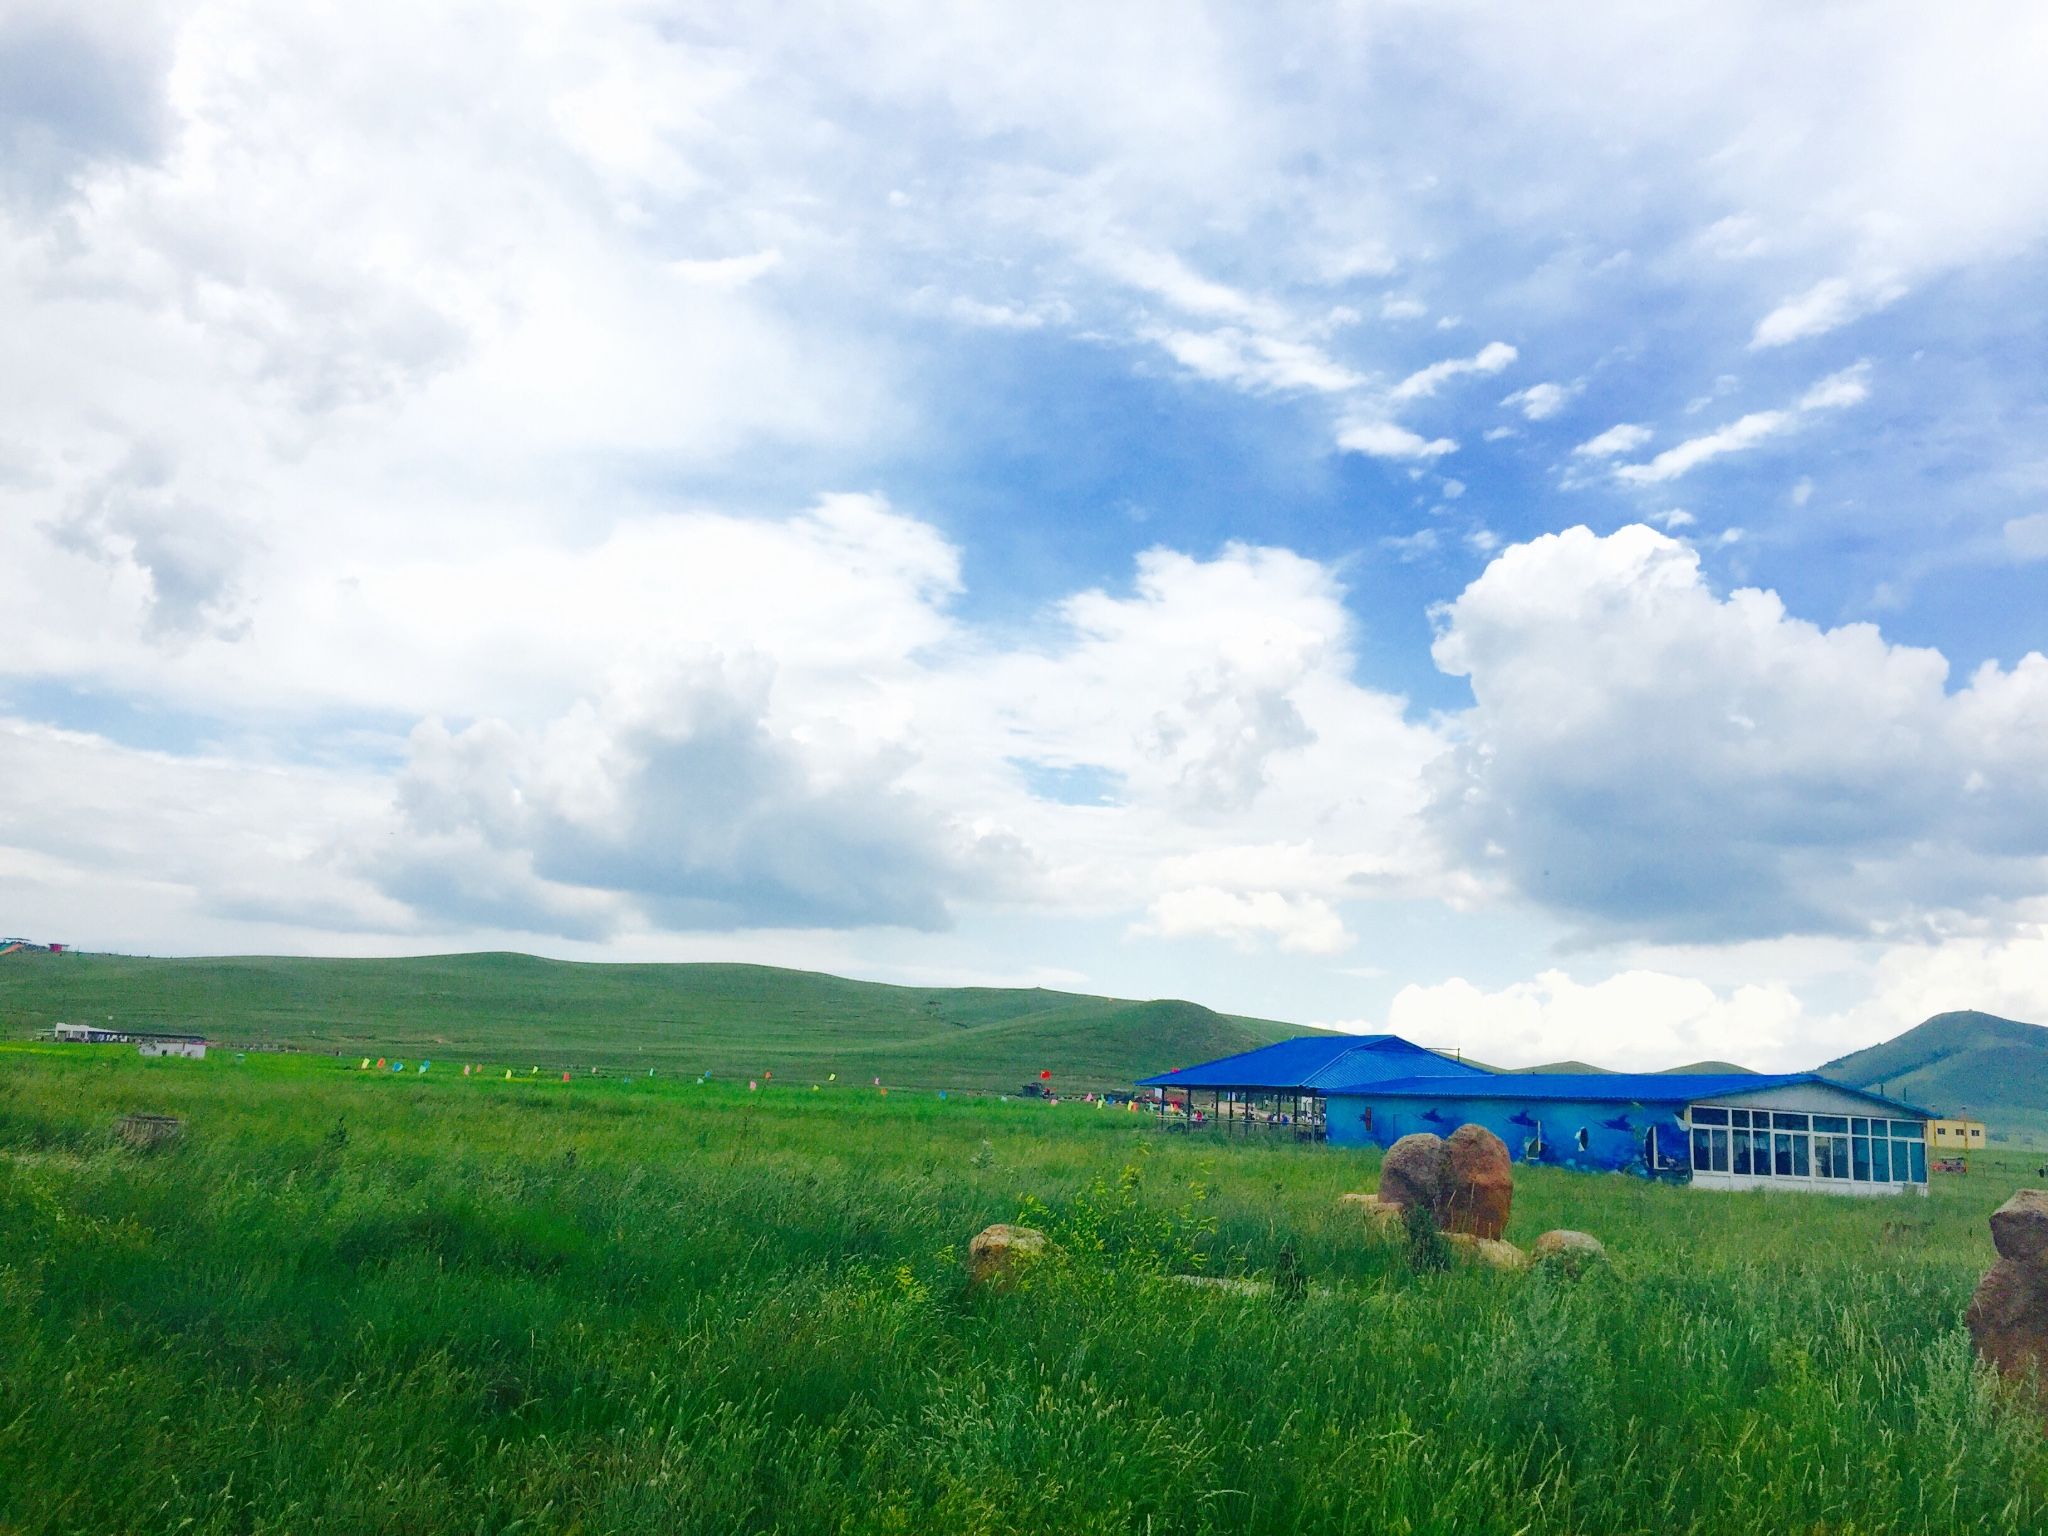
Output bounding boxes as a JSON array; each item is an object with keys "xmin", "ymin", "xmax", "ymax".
[
  {"xmin": 0, "ymin": 951, "xmax": 1312, "ymax": 1090},
  {"xmin": 1819, "ymin": 1009, "xmax": 2048, "ymax": 1140}
]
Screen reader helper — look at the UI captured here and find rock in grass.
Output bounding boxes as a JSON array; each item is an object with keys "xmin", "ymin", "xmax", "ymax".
[
  {"xmin": 1444, "ymin": 1232, "xmax": 1527, "ymax": 1270},
  {"xmin": 115, "ymin": 1113, "xmax": 183, "ymax": 1151},
  {"xmin": 966, "ymin": 1223, "xmax": 1048, "ymax": 1291},
  {"xmin": 1378, "ymin": 1133, "xmax": 1448, "ymax": 1215},
  {"xmin": 1442, "ymin": 1124, "xmax": 1513, "ymax": 1240},
  {"xmin": 1530, "ymin": 1229, "xmax": 1606, "ymax": 1273},
  {"xmin": 1338, "ymin": 1192, "xmax": 1406, "ymax": 1233},
  {"xmin": 1172, "ymin": 1273, "xmax": 1272, "ymax": 1297},
  {"xmin": 1990, "ymin": 1190, "xmax": 2048, "ymax": 1265},
  {"xmin": 1967, "ymin": 1258, "xmax": 2048, "ymax": 1389}
]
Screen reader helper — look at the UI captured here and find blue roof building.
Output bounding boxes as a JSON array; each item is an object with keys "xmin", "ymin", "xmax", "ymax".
[{"xmin": 1139, "ymin": 1039, "xmax": 1936, "ymax": 1195}]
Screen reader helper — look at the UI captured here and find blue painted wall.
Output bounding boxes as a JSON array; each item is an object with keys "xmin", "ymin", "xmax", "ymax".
[{"xmin": 1326, "ymin": 1092, "xmax": 1692, "ymax": 1181}]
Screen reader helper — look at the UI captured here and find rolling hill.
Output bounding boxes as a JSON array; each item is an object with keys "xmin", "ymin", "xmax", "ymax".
[
  {"xmin": 0, "ymin": 950, "xmax": 1313, "ymax": 1091},
  {"xmin": 1819, "ymin": 1009, "xmax": 2048, "ymax": 1141}
]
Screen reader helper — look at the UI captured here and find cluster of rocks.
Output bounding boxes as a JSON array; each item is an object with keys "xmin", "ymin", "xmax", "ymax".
[
  {"xmin": 1340, "ymin": 1125, "xmax": 1605, "ymax": 1273},
  {"xmin": 964, "ymin": 1120, "xmax": 1606, "ymax": 1293},
  {"xmin": 1967, "ymin": 1190, "xmax": 2048, "ymax": 1400}
]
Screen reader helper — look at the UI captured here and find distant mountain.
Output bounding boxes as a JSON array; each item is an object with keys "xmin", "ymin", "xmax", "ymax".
[
  {"xmin": 1819, "ymin": 1009, "xmax": 2048, "ymax": 1140},
  {"xmin": 0, "ymin": 950, "xmax": 1309, "ymax": 1091},
  {"xmin": 1513, "ymin": 1060, "xmax": 1612, "ymax": 1075},
  {"xmin": 1661, "ymin": 1060, "xmax": 1756, "ymax": 1075}
]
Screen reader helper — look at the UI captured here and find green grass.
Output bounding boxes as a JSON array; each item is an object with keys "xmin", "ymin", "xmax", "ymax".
[
  {"xmin": 3, "ymin": 1043, "xmax": 2046, "ymax": 1535},
  {"xmin": 0, "ymin": 951, "xmax": 1311, "ymax": 1091}
]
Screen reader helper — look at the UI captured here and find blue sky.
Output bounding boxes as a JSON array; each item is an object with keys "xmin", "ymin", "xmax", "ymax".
[{"xmin": 3, "ymin": 1, "xmax": 2047, "ymax": 1069}]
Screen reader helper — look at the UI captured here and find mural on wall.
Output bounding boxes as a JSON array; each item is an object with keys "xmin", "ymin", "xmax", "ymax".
[{"xmin": 1329, "ymin": 1094, "xmax": 1693, "ymax": 1182}]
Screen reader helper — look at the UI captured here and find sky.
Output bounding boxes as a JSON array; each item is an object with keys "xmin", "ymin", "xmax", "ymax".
[{"xmin": 4, "ymin": 1, "xmax": 2048, "ymax": 1071}]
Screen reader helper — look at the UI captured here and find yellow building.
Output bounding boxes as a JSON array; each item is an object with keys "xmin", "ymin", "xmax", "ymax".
[{"xmin": 1928, "ymin": 1118, "xmax": 1986, "ymax": 1149}]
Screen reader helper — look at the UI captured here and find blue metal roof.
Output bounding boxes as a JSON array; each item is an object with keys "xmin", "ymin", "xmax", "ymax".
[
  {"xmin": 1136, "ymin": 1034, "xmax": 1487, "ymax": 1091},
  {"xmin": 1325, "ymin": 1070, "xmax": 1932, "ymax": 1118}
]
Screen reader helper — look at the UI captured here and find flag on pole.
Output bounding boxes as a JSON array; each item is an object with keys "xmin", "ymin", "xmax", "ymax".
[
  {"xmin": 360, "ymin": 1058, "xmax": 371, "ymax": 1070},
  {"xmin": 377, "ymin": 1058, "xmax": 387, "ymax": 1070}
]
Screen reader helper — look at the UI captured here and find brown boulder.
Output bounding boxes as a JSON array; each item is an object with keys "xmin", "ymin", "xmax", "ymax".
[
  {"xmin": 1990, "ymin": 1190, "xmax": 2048, "ymax": 1265},
  {"xmin": 1531, "ymin": 1229, "xmax": 1606, "ymax": 1273},
  {"xmin": 966, "ymin": 1223, "xmax": 1049, "ymax": 1291},
  {"xmin": 1443, "ymin": 1124, "xmax": 1513, "ymax": 1239},
  {"xmin": 1967, "ymin": 1257, "xmax": 2048, "ymax": 1387},
  {"xmin": 1378, "ymin": 1133, "xmax": 1448, "ymax": 1215}
]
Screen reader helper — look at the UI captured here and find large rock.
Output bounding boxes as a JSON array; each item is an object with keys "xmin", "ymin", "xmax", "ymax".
[
  {"xmin": 1531, "ymin": 1229, "xmax": 1606, "ymax": 1273},
  {"xmin": 1990, "ymin": 1190, "xmax": 2048, "ymax": 1265},
  {"xmin": 1445, "ymin": 1233, "xmax": 1527, "ymax": 1270},
  {"xmin": 1378, "ymin": 1133, "xmax": 1448, "ymax": 1215},
  {"xmin": 1442, "ymin": 1124, "xmax": 1513, "ymax": 1240},
  {"xmin": 1967, "ymin": 1258, "xmax": 2048, "ymax": 1386},
  {"xmin": 966, "ymin": 1223, "xmax": 1048, "ymax": 1291},
  {"xmin": 1378, "ymin": 1126, "xmax": 1515, "ymax": 1240}
]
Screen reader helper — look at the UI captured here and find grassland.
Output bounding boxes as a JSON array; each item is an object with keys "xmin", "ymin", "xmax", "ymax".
[
  {"xmin": 4, "ymin": 1042, "xmax": 2047, "ymax": 1535},
  {"xmin": 0, "ymin": 951, "xmax": 1309, "ymax": 1091}
]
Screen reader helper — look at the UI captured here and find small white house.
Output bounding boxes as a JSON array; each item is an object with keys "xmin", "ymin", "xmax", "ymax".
[{"xmin": 54, "ymin": 1023, "xmax": 208, "ymax": 1059}]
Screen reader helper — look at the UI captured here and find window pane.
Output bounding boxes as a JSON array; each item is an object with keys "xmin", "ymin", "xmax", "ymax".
[
  {"xmin": 1774, "ymin": 1113, "xmax": 1811, "ymax": 1131},
  {"xmin": 1692, "ymin": 1106, "xmax": 1729, "ymax": 1125},
  {"xmin": 1814, "ymin": 1115, "xmax": 1848, "ymax": 1133},
  {"xmin": 1791, "ymin": 1136, "xmax": 1811, "ymax": 1177},
  {"xmin": 1852, "ymin": 1136, "xmax": 1871, "ymax": 1180},
  {"xmin": 1733, "ymin": 1132, "xmax": 1753, "ymax": 1175},
  {"xmin": 1693, "ymin": 1129, "xmax": 1712, "ymax": 1170},
  {"xmin": 1714, "ymin": 1129, "xmax": 1730, "ymax": 1172},
  {"xmin": 1813, "ymin": 1137, "xmax": 1833, "ymax": 1179},
  {"xmin": 1731, "ymin": 1108, "xmax": 1750, "ymax": 1127},
  {"xmin": 1872, "ymin": 1138, "xmax": 1891, "ymax": 1182},
  {"xmin": 1908, "ymin": 1142, "xmax": 1927, "ymax": 1182},
  {"xmin": 1895, "ymin": 1120, "xmax": 1924, "ymax": 1140},
  {"xmin": 1851, "ymin": 1117, "xmax": 1868, "ymax": 1137},
  {"xmin": 1773, "ymin": 1133, "xmax": 1792, "ymax": 1176}
]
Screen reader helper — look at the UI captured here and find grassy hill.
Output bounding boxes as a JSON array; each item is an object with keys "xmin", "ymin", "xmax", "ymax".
[
  {"xmin": 1818, "ymin": 1009, "xmax": 2048, "ymax": 1142},
  {"xmin": 0, "ymin": 950, "xmax": 1311, "ymax": 1090}
]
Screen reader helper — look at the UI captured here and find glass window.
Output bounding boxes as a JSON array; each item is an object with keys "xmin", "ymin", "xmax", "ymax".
[
  {"xmin": 1692, "ymin": 1128, "xmax": 1712, "ymax": 1171},
  {"xmin": 1871, "ymin": 1138, "xmax": 1891, "ymax": 1182},
  {"xmin": 1711, "ymin": 1128, "xmax": 1729, "ymax": 1173},
  {"xmin": 1730, "ymin": 1108, "xmax": 1750, "ymax": 1127},
  {"xmin": 1908, "ymin": 1142, "xmax": 1927, "ymax": 1182},
  {"xmin": 1851, "ymin": 1117, "xmax": 1868, "ymax": 1137},
  {"xmin": 1895, "ymin": 1120, "xmax": 1924, "ymax": 1140},
  {"xmin": 1733, "ymin": 1131, "xmax": 1754, "ymax": 1176},
  {"xmin": 1852, "ymin": 1136, "xmax": 1871, "ymax": 1181},
  {"xmin": 1773, "ymin": 1112, "xmax": 1811, "ymax": 1131},
  {"xmin": 1814, "ymin": 1115, "xmax": 1848, "ymax": 1133},
  {"xmin": 1819, "ymin": 1135, "xmax": 1850, "ymax": 1178},
  {"xmin": 1774, "ymin": 1132, "xmax": 1794, "ymax": 1177},
  {"xmin": 1791, "ymin": 1135, "xmax": 1810, "ymax": 1177},
  {"xmin": 1692, "ymin": 1106, "xmax": 1729, "ymax": 1125}
]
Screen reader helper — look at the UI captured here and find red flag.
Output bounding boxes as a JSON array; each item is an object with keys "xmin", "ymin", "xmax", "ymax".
[{"xmin": 1040, "ymin": 1069, "xmax": 1052, "ymax": 1080}]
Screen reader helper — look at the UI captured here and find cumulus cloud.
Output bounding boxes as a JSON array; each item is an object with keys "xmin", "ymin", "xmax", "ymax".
[
  {"xmin": 1502, "ymin": 381, "xmax": 1578, "ymax": 420},
  {"xmin": 1429, "ymin": 524, "xmax": 2048, "ymax": 943},
  {"xmin": 1614, "ymin": 364, "xmax": 1869, "ymax": 484},
  {"xmin": 1136, "ymin": 887, "xmax": 1351, "ymax": 955},
  {"xmin": 1388, "ymin": 968, "xmax": 1805, "ymax": 1072},
  {"xmin": 1572, "ymin": 423, "xmax": 1652, "ymax": 459},
  {"xmin": 1391, "ymin": 341, "xmax": 1518, "ymax": 402},
  {"xmin": 1751, "ymin": 273, "xmax": 1907, "ymax": 348},
  {"xmin": 1338, "ymin": 421, "xmax": 1458, "ymax": 459}
]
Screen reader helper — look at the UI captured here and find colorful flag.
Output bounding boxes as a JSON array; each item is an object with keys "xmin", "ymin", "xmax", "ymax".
[
  {"xmin": 377, "ymin": 1058, "xmax": 387, "ymax": 1070},
  {"xmin": 360, "ymin": 1058, "xmax": 371, "ymax": 1070},
  {"xmin": 749, "ymin": 1080, "xmax": 758, "ymax": 1091},
  {"xmin": 561, "ymin": 1071, "xmax": 570, "ymax": 1082},
  {"xmin": 827, "ymin": 1072, "xmax": 836, "ymax": 1082}
]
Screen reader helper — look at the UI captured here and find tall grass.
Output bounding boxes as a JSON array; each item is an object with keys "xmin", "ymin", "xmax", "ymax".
[{"xmin": 2, "ymin": 1045, "xmax": 2044, "ymax": 1534}]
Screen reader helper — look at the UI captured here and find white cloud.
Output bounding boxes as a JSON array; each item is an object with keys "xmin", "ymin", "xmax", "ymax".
[
  {"xmin": 1388, "ymin": 968, "xmax": 1806, "ymax": 1072},
  {"xmin": 1136, "ymin": 887, "xmax": 1352, "ymax": 955},
  {"xmin": 1430, "ymin": 524, "xmax": 2048, "ymax": 943},
  {"xmin": 1751, "ymin": 273, "xmax": 1906, "ymax": 349},
  {"xmin": 1501, "ymin": 380, "xmax": 1578, "ymax": 420},
  {"xmin": 1380, "ymin": 296, "xmax": 1428, "ymax": 321},
  {"xmin": 1391, "ymin": 341, "xmax": 1518, "ymax": 402},
  {"xmin": 2006, "ymin": 513, "xmax": 2048, "ymax": 562},
  {"xmin": 1338, "ymin": 421, "xmax": 1458, "ymax": 460},
  {"xmin": 1614, "ymin": 364, "xmax": 1869, "ymax": 484},
  {"xmin": 1572, "ymin": 422, "xmax": 1653, "ymax": 459},
  {"xmin": 1151, "ymin": 326, "xmax": 1364, "ymax": 394}
]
